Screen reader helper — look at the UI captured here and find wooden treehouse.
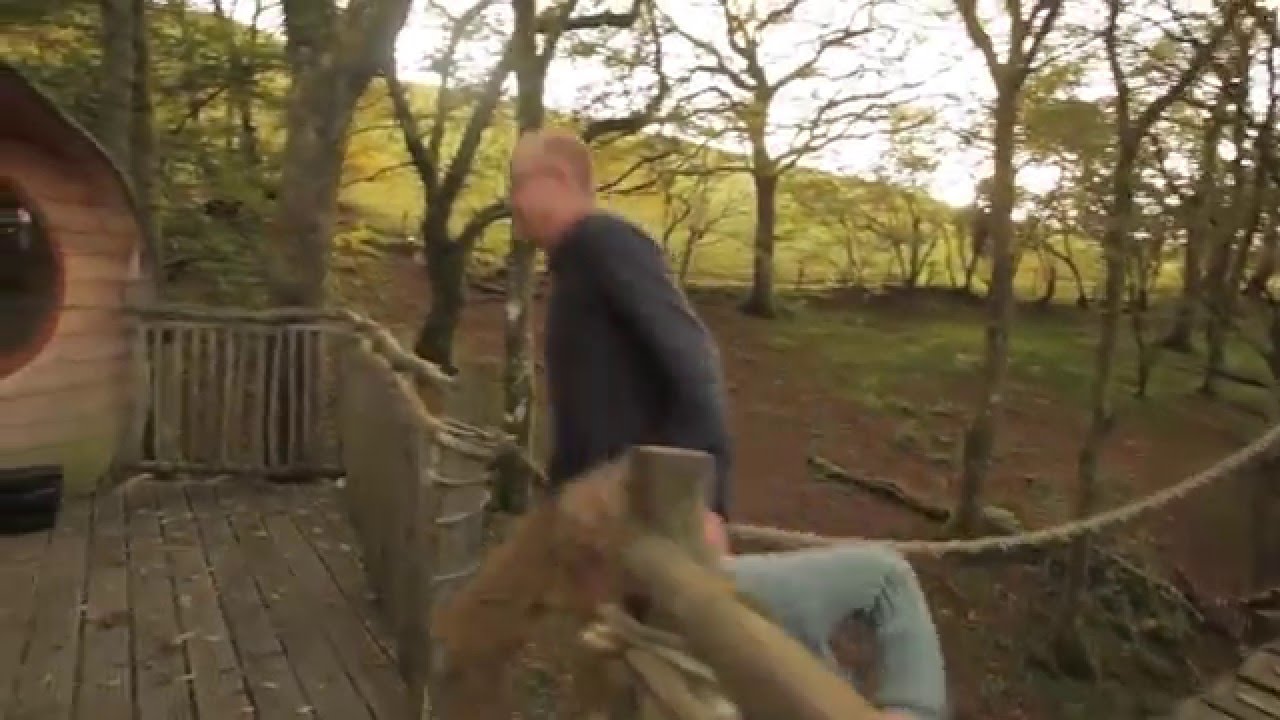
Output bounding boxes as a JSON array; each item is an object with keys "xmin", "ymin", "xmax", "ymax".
[
  {"xmin": 1, "ymin": 63, "xmax": 1277, "ymax": 720},
  {"xmin": 0, "ymin": 62, "xmax": 144, "ymax": 497}
]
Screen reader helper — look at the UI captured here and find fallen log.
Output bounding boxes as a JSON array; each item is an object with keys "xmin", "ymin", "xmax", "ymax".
[
  {"xmin": 1211, "ymin": 366, "xmax": 1272, "ymax": 390},
  {"xmin": 806, "ymin": 454, "xmax": 1206, "ymax": 626},
  {"xmin": 805, "ymin": 454, "xmax": 1021, "ymax": 536}
]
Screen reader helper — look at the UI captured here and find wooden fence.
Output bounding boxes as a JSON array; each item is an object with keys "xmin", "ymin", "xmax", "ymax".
[
  {"xmin": 336, "ymin": 331, "xmax": 492, "ymax": 716},
  {"xmin": 123, "ymin": 305, "xmax": 497, "ymax": 716},
  {"xmin": 136, "ymin": 316, "xmax": 342, "ymax": 476}
]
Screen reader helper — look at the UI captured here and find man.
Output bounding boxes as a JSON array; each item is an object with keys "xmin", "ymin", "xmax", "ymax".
[{"xmin": 509, "ymin": 128, "xmax": 948, "ymax": 720}]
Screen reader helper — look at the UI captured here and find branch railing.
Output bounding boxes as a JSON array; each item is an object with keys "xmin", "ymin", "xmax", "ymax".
[
  {"xmin": 335, "ymin": 330, "xmax": 493, "ymax": 714},
  {"xmin": 122, "ymin": 304, "xmax": 496, "ymax": 716},
  {"xmin": 135, "ymin": 315, "xmax": 342, "ymax": 476}
]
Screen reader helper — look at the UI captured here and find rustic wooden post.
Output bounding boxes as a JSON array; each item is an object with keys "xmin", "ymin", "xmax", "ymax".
[
  {"xmin": 393, "ymin": 377, "xmax": 440, "ymax": 718},
  {"xmin": 115, "ymin": 281, "xmax": 152, "ymax": 475},
  {"xmin": 619, "ymin": 445, "xmax": 881, "ymax": 720},
  {"xmin": 616, "ymin": 446, "xmax": 720, "ymax": 718}
]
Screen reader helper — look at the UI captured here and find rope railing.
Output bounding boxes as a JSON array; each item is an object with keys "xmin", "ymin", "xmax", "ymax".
[
  {"xmin": 331, "ymin": 325, "xmax": 493, "ymax": 718},
  {"xmin": 489, "ymin": 422, "xmax": 1280, "ymax": 560}
]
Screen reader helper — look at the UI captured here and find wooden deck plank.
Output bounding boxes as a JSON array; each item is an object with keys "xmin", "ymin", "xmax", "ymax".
[
  {"xmin": 214, "ymin": 482, "xmax": 375, "ymax": 720},
  {"xmin": 184, "ymin": 482, "xmax": 311, "ymax": 719},
  {"xmin": 1175, "ymin": 639, "xmax": 1280, "ymax": 719},
  {"xmin": 75, "ymin": 491, "xmax": 133, "ymax": 720},
  {"xmin": 1203, "ymin": 676, "xmax": 1280, "ymax": 720},
  {"xmin": 7, "ymin": 499, "xmax": 91, "ymax": 720},
  {"xmin": 153, "ymin": 482, "xmax": 253, "ymax": 718},
  {"xmin": 124, "ymin": 483, "xmax": 196, "ymax": 720},
  {"xmin": 0, "ymin": 526, "xmax": 51, "ymax": 715},
  {"xmin": 293, "ymin": 485, "xmax": 392, "ymax": 650},
  {"xmin": 1173, "ymin": 697, "xmax": 1239, "ymax": 720},
  {"xmin": 0, "ymin": 479, "xmax": 402, "ymax": 720},
  {"xmin": 1239, "ymin": 651, "xmax": 1280, "ymax": 700},
  {"xmin": 264, "ymin": 507, "xmax": 408, "ymax": 719}
]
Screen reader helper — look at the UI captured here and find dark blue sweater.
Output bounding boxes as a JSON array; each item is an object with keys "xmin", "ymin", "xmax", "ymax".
[{"xmin": 544, "ymin": 212, "xmax": 732, "ymax": 517}]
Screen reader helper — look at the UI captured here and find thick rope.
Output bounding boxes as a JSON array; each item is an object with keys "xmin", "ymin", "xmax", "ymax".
[
  {"xmin": 483, "ymin": 424, "xmax": 1280, "ymax": 559},
  {"xmin": 581, "ymin": 603, "xmax": 741, "ymax": 720}
]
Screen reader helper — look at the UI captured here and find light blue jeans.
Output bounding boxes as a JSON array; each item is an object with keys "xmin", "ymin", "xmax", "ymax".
[{"xmin": 726, "ymin": 544, "xmax": 948, "ymax": 720}]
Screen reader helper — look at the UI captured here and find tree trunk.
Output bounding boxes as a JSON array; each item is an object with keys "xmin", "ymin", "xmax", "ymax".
[
  {"xmin": 1064, "ymin": 258, "xmax": 1088, "ymax": 309},
  {"xmin": 944, "ymin": 233, "xmax": 961, "ymax": 289},
  {"xmin": 1167, "ymin": 96, "xmax": 1229, "ymax": 353},
  {"xmin": 498, "ymin": 235, "xmax": 537, "ymax": 512},
  {"xmin": 1201, "ymin": 109, "xmax": 1251, "ymax": 396},
  {"xmin": 963, "ymin": 251, "xmax": 979, "ymax": 295},
  {"xmin": 906, "ymin": 217, "xmax": 928, "ymax": 290},
  {"xmin": 415, "ymin": 218, "xmax": 469, "ymax": 374},
  {"xmin": 128, "ymin": 0, "xmax": 160, "ymax": 284},
  {"xmin": 741, "ymin": 171, "xmax": 778, "ymax": 317},
  {"xmin": 268, "ymin": 0, "xmax": 412, "ymax": 305},
  {"xmin": 1038, "ymin": 263, "xmax": 1057, "ymax": 308},
  {"xmin": 1164, "ymin": 239, "xmax": 1201, "ymax": 353},
  {"xmin": 265, "ymin": 71, "xmax": 363, "ymax": 306},
  {"xmin": 845, "ymin": 233, "xmax": 864, "ymax": 288},
  {"xmin": 98, "ymin": 0, "xmax": 135, "ymax": 167},
  {"xmin": 1035, "ymin": 242, "xmax": 1056, "ymax": 308},
  {"xmin": 265, "ymin": 0, "xmax": 412, "ymax": 475},
  {"xmin": 1130, "ymin": 252, "xmax": 1157, "ymax": 399},
  {"xmin": 1133, "ymin": 308, "xmax": 1154, "ymax": 399},
  {"xmin": 678, "ymin": 234, "xmax": 698, "ymax": 287},
  {"xmin": 1056, "ymin": 142, "xmax": 1134, "ymax": 677},
  {"xmin": 495, "ymin": 0, "xmax": 545, "ymax": 514},
  {"xmin": 1246, "ymin": 232, "xmax": 1278, "ymax": 297},
  {"xmin": 953, "ymin": 88, "xmax": 1018, "ymax": 537},
  {"xmin": 961, "ymin": 218, "xmax": 981, "ymax": 295}
]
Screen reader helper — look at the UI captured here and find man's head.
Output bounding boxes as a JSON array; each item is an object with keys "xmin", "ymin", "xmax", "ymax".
[{"xmin": 509, "ymin": 129, "xmax": 595, "ymax": 250}]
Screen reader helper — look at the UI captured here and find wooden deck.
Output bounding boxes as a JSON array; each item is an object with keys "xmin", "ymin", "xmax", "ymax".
[
  {"xmin": 0, "ymin": 478, "xmax": 411, "ymax": 720},
  {"xmin": 1173, "ymin": 641, "xmax": 1280, "ymax": 719}
]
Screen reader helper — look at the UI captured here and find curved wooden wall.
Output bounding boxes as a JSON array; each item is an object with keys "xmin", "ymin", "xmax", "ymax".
[{"xmin": 0, "ymin": 140, "xmax": 138, "ymax": 494}]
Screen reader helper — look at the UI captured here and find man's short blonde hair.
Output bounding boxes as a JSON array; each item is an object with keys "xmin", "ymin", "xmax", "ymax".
[{"xmin": 516, "ymin": 128, "xmax": 595, "ymax": 194}]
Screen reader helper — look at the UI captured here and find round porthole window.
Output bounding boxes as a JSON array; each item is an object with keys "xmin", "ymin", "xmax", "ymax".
[{"xmin": 0, "ymin": 181, "xmax": 63, "ymax": 380}]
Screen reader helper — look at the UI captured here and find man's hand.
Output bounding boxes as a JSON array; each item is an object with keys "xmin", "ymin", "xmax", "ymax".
[{"xmin": 702, "ymin": 510, "xmax": 730, "ymax": 558}]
